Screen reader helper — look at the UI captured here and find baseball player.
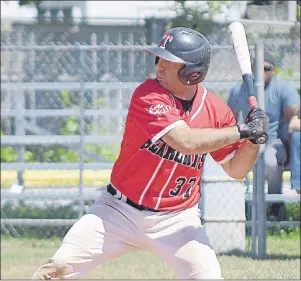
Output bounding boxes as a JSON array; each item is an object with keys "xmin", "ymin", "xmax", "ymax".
[{"xmin": 32, "ymin": 27, "xmax": 269, "ymax": 280}]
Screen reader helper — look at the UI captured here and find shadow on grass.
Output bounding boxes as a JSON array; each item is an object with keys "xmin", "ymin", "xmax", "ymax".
[{"xmin": 221, "ymin": 249, "xmax": 300, "ymax": 260}]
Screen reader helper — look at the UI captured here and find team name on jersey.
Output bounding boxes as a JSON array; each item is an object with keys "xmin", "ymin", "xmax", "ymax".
[{"xmin": 140, "ymin": 139, "xmax": 206, "ymax": 170}]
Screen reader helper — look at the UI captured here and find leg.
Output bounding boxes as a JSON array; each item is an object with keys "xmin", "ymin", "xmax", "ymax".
[
  {"xmin": 290, "ymin": 131, "xmax": 300, "ymax": 191},
  {"xmin": 264, "ymin": 139, "xmax": 288, "ymax": 194},
  {"xmin": 31, "ymin": 194, "xmax": 139, "ymax": 279},
  {"xmin": 145, "ymin": 206, "xmax": 222, "ymax": 279},
  {"xmin": 264, "ymin": 139, "xmax": 288, "ymax": 219}
]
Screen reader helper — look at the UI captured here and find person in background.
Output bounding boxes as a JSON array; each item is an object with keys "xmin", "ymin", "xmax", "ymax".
[
  {"xmin": 287, "ymin": 105, "xmax": 300, "ymax": 195},
  {"xmin": 228, "ymin": 50, "xmax": 300, "ymax": 219}
]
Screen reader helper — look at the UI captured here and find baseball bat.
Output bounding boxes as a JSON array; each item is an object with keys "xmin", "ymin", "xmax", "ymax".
[{"xmin": 228, "ymin": 21, "xmax": 267, "ymax": 144}]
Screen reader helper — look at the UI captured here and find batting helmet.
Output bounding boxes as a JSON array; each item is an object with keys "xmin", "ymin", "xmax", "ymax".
[{"xmin": 147, "ymin": 27, "xmax": 211, "ymax": 85}]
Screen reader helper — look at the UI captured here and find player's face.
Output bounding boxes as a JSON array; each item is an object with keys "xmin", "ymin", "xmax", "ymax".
[
  {"xmin": 264, "ymin": 62, "xmax": 275, "ymax": 86},
  {"xmin": 155, "ymin": 57, "xmax": 185, "ymax": 91}
]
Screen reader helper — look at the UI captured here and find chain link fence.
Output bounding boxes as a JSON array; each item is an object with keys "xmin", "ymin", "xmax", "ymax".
[{"xmin": 1, "ymin": 18, "xmax": 300, "ymax": 254}]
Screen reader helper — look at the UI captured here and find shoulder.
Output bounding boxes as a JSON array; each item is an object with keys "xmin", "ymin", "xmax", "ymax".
[
  {"xmin": 132, "ymin": 78, "xmax": 173, "ymax": 103},
  {"xmin": 129, "ymin": 79, "xmax": 175, "ymax": 115},
  {"xmin": 273, "ymin": 77, "xmax": 286, "ymax": 86},
  {"xmin": 272, "ymin": 77, "xmax": 291, "ymax": 90},
  {"xmin": 272, "ymin": 77, "xmax": 296, "ymax": 96}
]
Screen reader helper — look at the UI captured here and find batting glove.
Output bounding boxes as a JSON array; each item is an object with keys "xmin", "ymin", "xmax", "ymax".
[
  {"xmin": 245, "ymin": 107, "xmax": 268, "ymax": 124},
  {"xmin": 237, "ymin": 107, "xmax": 269, "ymax": 144}
]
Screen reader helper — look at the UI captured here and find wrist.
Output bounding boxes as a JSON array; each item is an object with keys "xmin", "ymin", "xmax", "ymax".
[{"xmin": 236, "ymin": 124, "xmax": 250, "ymax": 139}]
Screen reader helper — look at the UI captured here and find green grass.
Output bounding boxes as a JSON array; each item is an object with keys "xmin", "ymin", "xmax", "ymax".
[{"xmin": 1, "ymin": 236, "xmax": 300, "ymax": 279}]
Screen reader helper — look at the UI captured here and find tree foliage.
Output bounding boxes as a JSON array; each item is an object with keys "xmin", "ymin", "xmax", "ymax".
[
  {"xmin": 18, "ymin": 0, "xmax": 41, "ymax": 7},
  {"xmin": 167, "ymin": 1, "xmax": 233, "ymax": 36}
]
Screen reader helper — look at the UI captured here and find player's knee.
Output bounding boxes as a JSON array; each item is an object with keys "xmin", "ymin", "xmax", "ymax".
[{"xmin": 31, "ymin": 259, "xmax": 77, "ymax": 280}]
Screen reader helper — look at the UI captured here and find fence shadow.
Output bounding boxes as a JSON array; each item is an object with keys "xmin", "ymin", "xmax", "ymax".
[{"xmin": 221, "ymin": 249, "xmax": 301, "ymax": 260}]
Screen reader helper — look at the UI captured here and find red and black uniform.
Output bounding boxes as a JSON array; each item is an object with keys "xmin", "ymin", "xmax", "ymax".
[{"xmin": 110, "ymin": 79, "xmax": 244, "ymax": 211}]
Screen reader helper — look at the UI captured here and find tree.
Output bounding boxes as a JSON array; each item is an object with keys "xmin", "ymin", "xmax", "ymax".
[
  {"xmin": 18, "ymin": 0, "xmax": 44, "ymax": 20},
  {"xmin": 167, "ymin": 1, "xmax": 233, "ymax": 37},
  {"xmin": 18, "ymin": 0, "xmax": 41, "ymax": 8},
  {"xmin": 248, "ymin": 0, "xmax": 272, "ymax": 5},
  {"xmin": 17, "ymin": 0, "xmax": 75, "ymax": 23}
]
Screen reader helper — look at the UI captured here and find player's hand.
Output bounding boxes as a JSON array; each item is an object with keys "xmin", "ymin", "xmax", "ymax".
[
  {"xmin": 237, "ymin": 107, "xmax": 269, "ymax": 144},
  {"xmin": 245, "ymin": 107, "xmax": 268, "ymax": 124}
]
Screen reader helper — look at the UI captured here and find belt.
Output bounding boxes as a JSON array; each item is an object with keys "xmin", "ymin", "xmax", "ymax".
[{"xmin": 106, "ymin": 184, "xmax": 159, "ymax": 212}]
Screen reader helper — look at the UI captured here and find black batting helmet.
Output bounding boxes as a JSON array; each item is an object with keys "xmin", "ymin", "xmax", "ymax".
[{"xmin": 147, "ymin": 27, "xmax": 211, "ymax": 85}]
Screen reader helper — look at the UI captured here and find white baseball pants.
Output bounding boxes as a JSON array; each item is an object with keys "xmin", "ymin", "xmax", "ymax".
[{"xmin": 32, "ymin": 192, "xmax": 222, "ymax": 279}]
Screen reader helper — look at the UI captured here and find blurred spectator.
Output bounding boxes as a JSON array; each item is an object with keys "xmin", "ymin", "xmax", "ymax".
[
  {"xmin": 288, "ymin": 106, "xmax": 300, "ymax": 194},
  {"xmin": 228, "ymin": 50, "xmax": 300, "ymax": 219}
]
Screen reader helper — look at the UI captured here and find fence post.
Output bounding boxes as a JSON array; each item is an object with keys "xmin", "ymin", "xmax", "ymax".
[
  {"xmin": 104, "ymin": 32, "xmax": 110, "ymax": 74},
  {"xmin": 28, "ymin": 32, "xmax": 36, "ymax": 127},
  {"xmin": 79, "ymin": 77, "xmax": 85, "ymax": 197},
  {"xmin": 15, "ymin": 28, "xmax": 25, "ymax": 187},
  {"xmin": 251, "ymin": 169, "xmax": 257, "ymax": 257},
  {"xmin": 128, "ymin": 32, "xmax": 134, "ymax": 81},
  {"xmin": 103, "ymin": 33, "xmax": 110, "ymax": 131},
  {"xmin": 254, "ymin": 41, "xmax": 266, "ymax": 258},
  {"xmin": 77, "ymin": 46, "xmax": 86, "ymax": 217},
  {"xmin": 117, "ymin": 33, "xmax": 123, "ymax": 134},
  {"xmin": 91, "ymin": 33, "xmax": 98, "ymax": 135},
  {"xmin": 287, "ymin": 1, "xmax": 297, "ymax": 22}
]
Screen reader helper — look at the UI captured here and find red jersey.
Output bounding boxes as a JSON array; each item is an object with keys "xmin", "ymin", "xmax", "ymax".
[{"xmin": 110, "ymin": 78, "xmax": 245, "ymax": 211}]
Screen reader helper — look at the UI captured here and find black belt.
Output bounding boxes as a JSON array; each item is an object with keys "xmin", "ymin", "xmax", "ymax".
[{"xmin": 106, "ymin": 184, "xmax": 159, "ymax": 212}]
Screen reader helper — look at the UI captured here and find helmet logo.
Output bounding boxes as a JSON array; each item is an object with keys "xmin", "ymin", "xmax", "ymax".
[{"xmin": 159, "ymin": 34, "xmax": 173, "ymax": 49}]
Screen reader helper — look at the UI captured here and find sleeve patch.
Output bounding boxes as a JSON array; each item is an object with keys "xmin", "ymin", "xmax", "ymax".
[{"xmin": 149, "ymin": 104, "xmax": 172, "ymax": 118}]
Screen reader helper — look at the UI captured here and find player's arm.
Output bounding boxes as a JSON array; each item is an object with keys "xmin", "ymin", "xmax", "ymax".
[
  {"xmin": 221, "ymin": 140, "xmax": 258, "ymax": 179},
  {"xmin": 163, "ymin": 125, "xmax": 259, "ymax": 180},
  {"xmin": 163, "ymin": 106, "xmax": 268, "ymax": 179},
  {"xmin": 132, "ymin": 89, "xmax": 245, "ymax": 154},
  {"xmin": 220, "ymin": 107, "xmax": 269, "ymax": 179},
  {"xmin": 162, "ymin": 123, "xmax": 242, "ymax": 155},
  {"xmin": 162, "ymin": 103, "xmax": 268, "ymax": 156}
]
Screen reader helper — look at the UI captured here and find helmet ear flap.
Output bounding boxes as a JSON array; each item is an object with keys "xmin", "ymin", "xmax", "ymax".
[{"xmin": 178, "ymin": 65, "xmax": 207, "ymax": 85}]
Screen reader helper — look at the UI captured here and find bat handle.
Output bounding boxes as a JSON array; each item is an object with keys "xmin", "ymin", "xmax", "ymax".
[
  {"xmin": 248, "ymin": 96, "xmax": 258, "ymax": 109},
  {"xmin": 248, "ymin": 96, "xmax": 268, "ymax": 144}
]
